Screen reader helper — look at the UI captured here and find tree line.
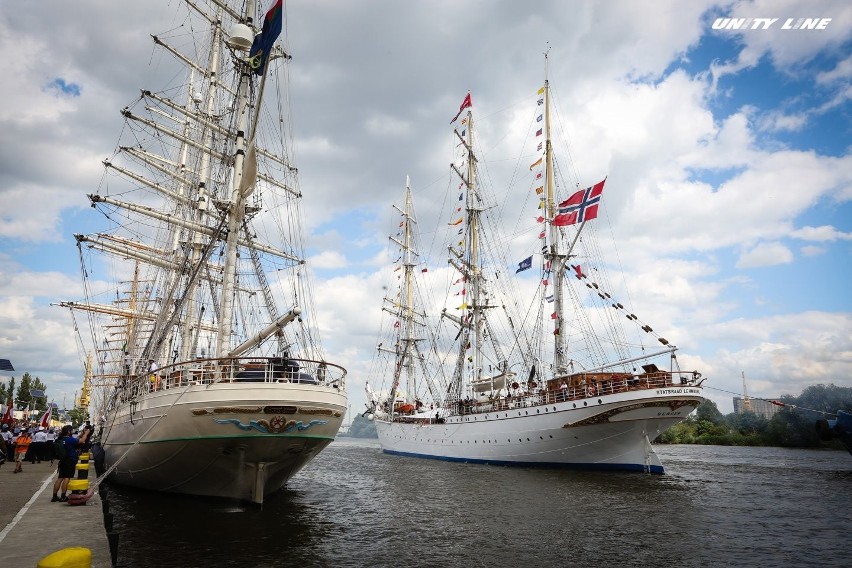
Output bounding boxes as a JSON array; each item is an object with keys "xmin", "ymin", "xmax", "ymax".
[
  {"xmin": 658, "ymin": 383, "xmax": 852, "ymax": 449},
  {"xmin": 0, "ymin": 372, "xmax": 49, "ymax": 412}
]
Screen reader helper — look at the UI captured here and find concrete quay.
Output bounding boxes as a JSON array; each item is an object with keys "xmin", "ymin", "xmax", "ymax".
[{"xmin": 0, "ymin": 458, "xmax": 113, "ymax": 567}]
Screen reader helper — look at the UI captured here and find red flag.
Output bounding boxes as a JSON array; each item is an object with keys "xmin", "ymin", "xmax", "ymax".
[
  {"xmin": 40, "ymin": 406, "xmax": 52, "ymax": 428},
  {"xmin": 451, "ymin": 93, "xmax": 472, "ymax": 123},
  {"xmin": 1, "ymin": 397, "xmax": 13, "ymax": 425},
  {"xmin": 553, "ymin": 178, "xmax": 606, "ymax": 227},
  {"xmin": 574, "ymin": 265, "xmax": 584, "ymax": 279}
]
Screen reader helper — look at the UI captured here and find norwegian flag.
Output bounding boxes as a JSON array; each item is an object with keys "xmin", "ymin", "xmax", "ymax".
[{"xmin": 553, "ymin": 178, "xmax": 606, "ymax": 226}]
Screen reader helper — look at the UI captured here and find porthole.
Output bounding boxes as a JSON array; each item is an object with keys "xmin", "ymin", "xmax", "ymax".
[
  {"xmin": 583, "ymin": 401, "xmax": 588, "ymax": 406},
  {"xmin": 537, "ymin": 409, "xmax": 540, "ymax": 414},
  {"xmin": 598, "ymin": 399, "xmax": 602, "ymax": 404},
  {"xmin": 573, "ymin": 403, "xmax": 576, "ymax": 408}
]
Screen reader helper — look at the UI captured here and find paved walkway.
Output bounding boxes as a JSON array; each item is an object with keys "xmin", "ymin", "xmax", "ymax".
[{"xmin": 0, "ymin": 458, "xmax": 112, "ymax": 567}]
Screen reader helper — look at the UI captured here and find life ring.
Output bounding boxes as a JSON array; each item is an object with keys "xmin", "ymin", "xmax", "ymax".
[{"xmin": 588, "ymin": 386, "xmax": 596, "ymax": 397}]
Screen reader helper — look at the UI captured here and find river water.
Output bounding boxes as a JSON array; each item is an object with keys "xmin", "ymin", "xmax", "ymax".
[{"xmin": 106, "ymin": 439, "xmax": 849, "ymax": 567}]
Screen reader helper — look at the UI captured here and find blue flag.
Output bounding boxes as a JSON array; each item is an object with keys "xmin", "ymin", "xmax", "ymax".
[
  {"xmin": 248, "ymin": 0, "xmax": 283, "ymax": 75},
  {"xmin": 515, "ymin": 256, "xmax": 532, "ymax": 273}
]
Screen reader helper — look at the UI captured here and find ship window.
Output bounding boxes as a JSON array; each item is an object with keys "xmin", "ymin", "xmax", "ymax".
[
  {"xmin": 598, "ymin": 399, "xmax": 602, "ymax": 404},
  {"xmin": 583, "ymin": 401, "xmax": 588, "ymax": 406},
  {"xmin": 573, "ymin": 403, "xmax": 576, "ymax": 408}
]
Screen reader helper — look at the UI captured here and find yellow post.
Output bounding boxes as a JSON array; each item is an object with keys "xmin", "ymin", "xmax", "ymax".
[{"xmin": 37, "ymin": 547, "xmax": 92, "ymax": 568}]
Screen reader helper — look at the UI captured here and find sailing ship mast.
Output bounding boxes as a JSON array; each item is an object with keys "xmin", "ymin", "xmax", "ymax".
[
  {"xmin": 381, "ymin": 178, "xmax": 424, "ymax": 415},
  {"xmin": 446, "ymin": 101, "xmax": 508, "ymax": 401},
  {"xmin": 542, "ymin": 53, "xmax": 573, "ymax": 376}
]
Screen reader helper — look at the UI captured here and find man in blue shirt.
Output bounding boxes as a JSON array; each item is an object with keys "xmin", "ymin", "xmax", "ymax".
[{"xmin": 50, "ymin": 425, "xmax": 90, "ymax": 502}]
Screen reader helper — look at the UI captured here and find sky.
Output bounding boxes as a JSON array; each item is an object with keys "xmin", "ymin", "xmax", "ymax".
[{"xmin": 0, "ymin": 0, "xmax": 850, "ymax": 418}]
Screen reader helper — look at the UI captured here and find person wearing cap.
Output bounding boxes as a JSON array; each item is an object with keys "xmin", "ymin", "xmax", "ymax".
[{"xmin": 32, "ymin": 425, "xmax": 48, "ymax": 463}]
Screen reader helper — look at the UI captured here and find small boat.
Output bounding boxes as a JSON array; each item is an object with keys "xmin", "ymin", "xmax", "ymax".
[
  {"xmin": 366, "ymin": 54, "xmax": 705, "ymax": 473},
  {"xmin": 56, "ymin": 0, "xmax": 347, "ymax": 503}
]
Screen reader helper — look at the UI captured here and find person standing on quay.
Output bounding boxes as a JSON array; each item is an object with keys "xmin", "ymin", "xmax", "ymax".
[
  {"xmin": 51, "ymin": 425, "xmax": 89, "ymax": 502},
  {"xmin": 13, "ymin": 428, "xmax": 32, "ymax": 473},
  {"xmin": 32, "ymin": 426, "xmax": 48, "ymax": 463},
  {"xmin": 1, "ymin": 423, "xmax": 12, "ymax": 459}
]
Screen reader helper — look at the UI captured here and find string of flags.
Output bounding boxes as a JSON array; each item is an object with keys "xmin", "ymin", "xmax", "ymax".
[{"xmin": 568, "ymin": 263, "xmax": 670, "ymax": 347}]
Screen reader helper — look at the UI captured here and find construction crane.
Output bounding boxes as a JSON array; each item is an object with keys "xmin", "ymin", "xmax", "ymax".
[{"xmin": 741, "ymin": 371, "xmax": 753, "ymax": 413}]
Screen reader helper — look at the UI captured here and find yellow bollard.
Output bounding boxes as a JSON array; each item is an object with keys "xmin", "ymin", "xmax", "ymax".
[
  {"xmin": 37, "ymin": 547, "xmax": 92, "ymax": 568},
  {"xmin": 66, "ymin": 479, "xmax": 89, "ymax": 492}
]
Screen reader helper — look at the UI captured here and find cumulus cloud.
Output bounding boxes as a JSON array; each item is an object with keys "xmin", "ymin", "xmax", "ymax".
[{"xmin": 736, "ymin": 242, "xmax": 795, "ymax": 268}]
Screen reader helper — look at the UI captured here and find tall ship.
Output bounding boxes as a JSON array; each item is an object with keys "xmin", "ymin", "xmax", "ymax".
[
  {"xmin": 366, "ymin": 58, "xmax": 704, "ymax": 473},
  {"xmin": 56, "ymin": 0, "xmax": 347, "ymax": 503}
]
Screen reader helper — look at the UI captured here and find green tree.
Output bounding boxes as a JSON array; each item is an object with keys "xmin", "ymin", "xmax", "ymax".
[
  {"xmin": 695, "ymin": 399, "xmax": 724, "ymax": 424},
  {"xmin": 4, "ymin": 377, "xmax": 16, "ymax": 406},
  {"xmin": 727, "ymin": 411, "xmax": 768, "ymax": 435},
  {"xmin": 14, "ymin": 373, "xmax": 48, "ymax": 413},
  {"xmin": 765, "ymin": 408, "xmax": 820, "ymax": 448},
  {"xmin": 67, "ymin": 407, "xmax": 90, "ymax": 428}
]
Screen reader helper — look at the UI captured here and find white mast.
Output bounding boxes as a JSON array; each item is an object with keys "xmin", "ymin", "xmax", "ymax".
[
  {"xmin": 543, "ymin": 53, "xmax": 568, "ymax": 374},
  {"xmin": 216, "ymin": 0, "xmax": 256, "ymax": 357}
]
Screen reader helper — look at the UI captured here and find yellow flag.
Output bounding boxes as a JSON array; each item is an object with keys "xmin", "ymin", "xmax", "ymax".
[
  {"xmin": 537, "ymin": 86, "xmax": 545, "ymax": 95},
  {"xmin": 535, "ymin": 186, "xmax": 544, "ymax": 195},
  {"xmin": 529, "ymin": 157, "xmax": 542, "ymax": 170}
]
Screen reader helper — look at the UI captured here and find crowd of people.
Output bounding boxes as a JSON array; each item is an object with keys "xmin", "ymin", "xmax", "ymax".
[{"xmin": 1, "ymin": 419, "xmax": 96, "ymax": 502}]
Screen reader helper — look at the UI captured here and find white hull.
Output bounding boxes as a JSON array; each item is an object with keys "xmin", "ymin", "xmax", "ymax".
[
  {"xmin": 103, "ymin": 382, "xmax": 346, "ymax": 503},
  {"xmin": 375, "ymin": 386, "xmax": 703, "ymax": 473}
]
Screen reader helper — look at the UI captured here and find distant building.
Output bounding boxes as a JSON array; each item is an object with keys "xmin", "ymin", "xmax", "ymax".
[{"xmin": 733, "ymin": 397, "xmax": 781, "ymax": 420}]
